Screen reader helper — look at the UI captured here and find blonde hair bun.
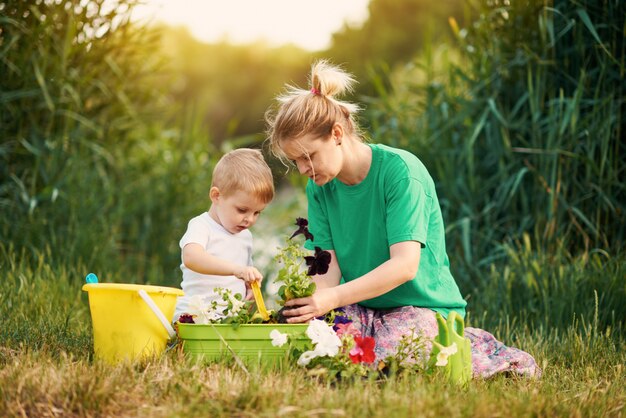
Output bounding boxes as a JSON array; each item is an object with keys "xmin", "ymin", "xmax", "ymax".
[{"xmin": 310, "ymin": 60, "xmax": 356, "ymax": 99}]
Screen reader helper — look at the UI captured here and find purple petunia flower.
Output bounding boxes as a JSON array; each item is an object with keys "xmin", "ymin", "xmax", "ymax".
[
  {"xmin": 290, "ymin": 217, "xmax": 314, "ymax": 241},
  {"xmin": 332, "ymin": 313, "xmax": 352, "ymax": 331},
  {"xmin": 315, "ymin": 307, "xmax": 352, "ymax": 331},
  {"xmin": 304, "ymin": 246, "xmax": 331, "ymax": 276},
  {"xmin": 178, "ymin": 314, "xmax": 195, "ymax": 324}
]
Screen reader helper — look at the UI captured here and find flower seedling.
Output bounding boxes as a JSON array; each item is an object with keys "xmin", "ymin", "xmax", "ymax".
[
  {"xmin": 274, "ymin": 218, "xmax": 331, "ymax": 321},
  {"xmin": 176, "ymin": 288, "xmax": 264, "ymax": 326}
]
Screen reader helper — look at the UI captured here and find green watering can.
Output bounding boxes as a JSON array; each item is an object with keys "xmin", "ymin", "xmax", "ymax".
[{"xmin": 429, "ymin": 311, "xmax": 472, "ymax": 385}]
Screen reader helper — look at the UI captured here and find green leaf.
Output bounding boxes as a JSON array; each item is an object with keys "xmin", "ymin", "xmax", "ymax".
[
  {"xmin": 576, "ymin": 9, "xmax": 617, "ymax": 64},
  {"xmin": 32, "ymin": 60, "xmax": 54, "ymax": 112}
]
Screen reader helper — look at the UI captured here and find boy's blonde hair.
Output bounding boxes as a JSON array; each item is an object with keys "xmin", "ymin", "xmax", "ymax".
[
  {"xmin": 265, "ymin": 60, "xmax": 363, "ymax": 163},
  {"xmin": 211, "ymin": 148, "xmax": 274, "ymax": 203}
]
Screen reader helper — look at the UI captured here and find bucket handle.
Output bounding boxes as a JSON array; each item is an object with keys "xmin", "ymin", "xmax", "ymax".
[{"xmin": 137, "ymin": 289, "xmax": 176, "ymax": 339}]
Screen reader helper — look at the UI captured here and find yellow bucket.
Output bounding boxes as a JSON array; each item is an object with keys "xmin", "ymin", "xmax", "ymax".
[{"xmin": 82, "ymin": 283, "xmax": 184, "ymax": 363}]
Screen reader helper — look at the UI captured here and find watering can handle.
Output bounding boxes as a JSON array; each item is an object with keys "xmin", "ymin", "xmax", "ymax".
[
  {"xmin": 453, "ymin": 313, "xmax": 465, "ymax": 337},
  {"xmin": 137, "ymin": 289, "xmax": 176, "ymax": 339}
]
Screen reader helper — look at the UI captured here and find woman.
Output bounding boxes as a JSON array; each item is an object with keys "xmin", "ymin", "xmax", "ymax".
[{"xmin": 266, "ymin": 61, "xmax": 540, "ymax": 378}]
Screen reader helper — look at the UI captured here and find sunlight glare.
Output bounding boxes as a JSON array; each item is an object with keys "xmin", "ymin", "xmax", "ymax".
[{"xmin": 132, "ymin": 0, "xmax": 370, "ymax": 51}]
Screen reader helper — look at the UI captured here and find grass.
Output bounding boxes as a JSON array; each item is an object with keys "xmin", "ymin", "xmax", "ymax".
[
  {"xmin": 1, "ymin": 244, "xmax": 624, "ymax": 417},
  {"xmin": 0, "ymin": 332, "xmax": 624, "ymax": 417}
]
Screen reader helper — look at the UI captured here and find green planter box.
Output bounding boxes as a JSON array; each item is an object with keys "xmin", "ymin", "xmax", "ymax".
[{"xmin": 178, "ymin": 323, "xmax": 309, "ymax": 367}]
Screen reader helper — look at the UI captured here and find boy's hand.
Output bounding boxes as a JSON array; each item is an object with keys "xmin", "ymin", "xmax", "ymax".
[
  {"xmin": 234, "ymin": 266, "xmax": 263, "ymax": 283},
  {"xmin": 244, "ymin": 285, "xmax": 254, "ymax": 301}
]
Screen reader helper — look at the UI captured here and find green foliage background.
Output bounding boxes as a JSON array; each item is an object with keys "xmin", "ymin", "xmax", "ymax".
[
  {"xmin": 365, "ymin": 0, "xmax": 625, "ymax": 329},
  {"xmin": 1, "ymin": 0, "xmax": 624, "ymax": 338}
]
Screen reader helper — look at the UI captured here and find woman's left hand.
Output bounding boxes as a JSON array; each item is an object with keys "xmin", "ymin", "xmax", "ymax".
[{"xmin": 282, "ymin": 288, "xmax": 339, "ymax": 323}]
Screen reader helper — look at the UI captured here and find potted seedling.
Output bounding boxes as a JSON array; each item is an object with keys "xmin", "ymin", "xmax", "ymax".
[
  {"xmin": 175, "ymin": 218, "xmax": 327, "ymax": 366},
  {"xmin": 275, "ymin": 217, "xmax": 333, "ymax": 321}
]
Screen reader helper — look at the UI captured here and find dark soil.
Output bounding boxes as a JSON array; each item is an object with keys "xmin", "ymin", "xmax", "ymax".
[{"xmin": 277, "ymin": 306, "xmax": 303, "ymax": 323}]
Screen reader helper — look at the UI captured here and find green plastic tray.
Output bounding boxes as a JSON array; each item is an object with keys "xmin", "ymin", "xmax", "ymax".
[{"xmin": 177, "ymin": 323, "xmax": 309, "ymax": 366}]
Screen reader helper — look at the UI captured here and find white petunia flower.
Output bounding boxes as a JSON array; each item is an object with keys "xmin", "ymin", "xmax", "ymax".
[
  {"xmin": 296, "ymin": 320, "xmax": 342, "ymax": 367},
  {"xmin": 188, "ymin": 295, "xmax": 210, "ymax": 313},
  {"xmin": 203, "ymin": 309, "xmax": 223, "ymax": 323},
  {"xmin": 186, "ymin": 295, "xmax": 227, "ymax": 324},
  {"xmin": 186, "ymin": 295, "xmax": 216, "ymax": 324},
  {"xmin": 225, "ymin": 291, "xmax": 246, "ymax": 314},
  {"xmin": 297, "ymin": 350, "xmax": 318, "ymax": 366},
  {"xmin": 306, "ymin": 319, "xmax": 339, "ymax": 345},
  {"xmin": 435, "ymin": 342, "xmax": 458, "ymax": 367},
  {"xmin": 314, "ymin": 333, "xmax": 341, "ymax": 357},
  {"xmin": 270, "ymin": 329, "xmax": 288, "ymax": 347}
]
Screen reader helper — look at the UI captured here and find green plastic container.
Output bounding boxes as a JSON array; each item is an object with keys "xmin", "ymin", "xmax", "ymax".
[{"xmin": 177, "ymin": 323, "xmax": 309, "ymax": 366}]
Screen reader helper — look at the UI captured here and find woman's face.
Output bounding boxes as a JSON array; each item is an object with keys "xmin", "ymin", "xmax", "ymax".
[{"xmin": 280, "ymin": 131, "xmax": 343, "ymax": 186}]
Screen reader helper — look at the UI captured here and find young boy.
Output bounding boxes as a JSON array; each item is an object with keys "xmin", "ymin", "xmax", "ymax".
[{"xmin": 174, "ymin": 148, "xmax": 274, "ymax": 321}]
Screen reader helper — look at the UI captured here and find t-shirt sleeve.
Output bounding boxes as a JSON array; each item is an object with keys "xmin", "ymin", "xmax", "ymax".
[
  {"xmin": 304, "ymin": 181, "xmax": 334, "ymax": 251},
  {"xmin": 179, "ymin": 217, "xmax": 211, "ymax": 250},
  {"xmin": 386, "ymin": 177, "xmax": 432, "ymax": 247}
]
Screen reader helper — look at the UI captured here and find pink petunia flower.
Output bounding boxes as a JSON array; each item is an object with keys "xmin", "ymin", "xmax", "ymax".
[{"xmin": 335, "ymin": 322, "xmax": 361, "ymax": 338}]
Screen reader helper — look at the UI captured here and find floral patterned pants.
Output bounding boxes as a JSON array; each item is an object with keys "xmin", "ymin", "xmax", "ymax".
[{"xmin": 343, "ymin": 304, "xmax": 542, "ymax": 379}]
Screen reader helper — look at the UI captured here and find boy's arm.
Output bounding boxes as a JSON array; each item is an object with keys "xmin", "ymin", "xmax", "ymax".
[{"xmin": 183, "ymin": 243, "xmax": 262, "ymax": 282}]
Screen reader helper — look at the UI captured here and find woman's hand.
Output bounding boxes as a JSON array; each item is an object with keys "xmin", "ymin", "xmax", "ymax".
[{"xmin": 282, "ymin": 287, "xmax": 340, "ymax": 323}]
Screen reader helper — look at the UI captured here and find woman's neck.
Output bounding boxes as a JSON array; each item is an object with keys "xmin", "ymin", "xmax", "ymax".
[{"xmin": 337, "ymin": 139, "xmax": 372, "ymax": 186}]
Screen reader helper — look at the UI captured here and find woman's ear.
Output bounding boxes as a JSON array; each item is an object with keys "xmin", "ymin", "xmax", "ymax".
[
  {"xmin": 332, "ymin": 123, "xmax": 344, "ymax": 145},
  {"xmin": 209, "ymin": 186, "xmax": 221, "ymax": 203}
]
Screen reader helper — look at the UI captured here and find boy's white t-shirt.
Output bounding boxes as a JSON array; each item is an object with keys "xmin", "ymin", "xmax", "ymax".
[{"xmin": 174, "ymin": 211, "xmax": 252, "ymax": 319}]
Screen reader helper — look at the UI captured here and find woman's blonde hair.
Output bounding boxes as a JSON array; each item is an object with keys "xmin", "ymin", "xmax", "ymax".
[
  {"xmin": 265, "ymin": 60, "xmax": 362, "ymax": 163},
  {"xmin": 211, "ymin": 148, "xmax": 274, "ymax": 203}
]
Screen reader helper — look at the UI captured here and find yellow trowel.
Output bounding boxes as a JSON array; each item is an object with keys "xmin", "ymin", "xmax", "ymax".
[{"xmin": 250, "ymin": 280, "xmax": 269, "ymax": 321}]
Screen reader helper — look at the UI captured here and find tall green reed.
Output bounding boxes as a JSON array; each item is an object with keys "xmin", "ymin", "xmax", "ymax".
[
  {"xmin": 366, "ymin": 0, "xmax": 624, "ymax": 330},
  {"xmin": 470, "ymin": 236, "xmax": 625, "ymax": 335},
  {"xmin": 367, "ymin": 0, "xmax": 624, "ymax": 274},
  {"xmin": 0, "ymin": 0, "xmax": 222, "ymax": 283},
  {"xmin": 1, "ymin": 0, "xmax": 159, "ymax": 264}
]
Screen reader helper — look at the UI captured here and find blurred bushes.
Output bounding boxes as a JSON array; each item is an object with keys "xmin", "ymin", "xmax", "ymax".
[
  {"xmin": 158, "ymin": 26, "xmax": 312, "ymax": 145},
  {"xmin": 1, "ymin": 0, "xmax": 173, "ymax": 277},
  {"xmin": 0, "ymin": 0, "xmax": 318, "ymax": 283},
  {"xmin": 324, "ymin": 0, "xmax": 466, "ymax": 96}
]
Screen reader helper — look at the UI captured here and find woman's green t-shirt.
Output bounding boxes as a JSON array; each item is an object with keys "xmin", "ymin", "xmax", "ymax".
[{"xmin": 304, "ymin": 143, "xmax": 467, "ymax": 318}]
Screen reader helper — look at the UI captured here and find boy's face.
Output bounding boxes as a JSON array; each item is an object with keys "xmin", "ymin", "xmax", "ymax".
[{"xmin": 209, "ymin": 188, "xmax": 267, "ymax": 234}]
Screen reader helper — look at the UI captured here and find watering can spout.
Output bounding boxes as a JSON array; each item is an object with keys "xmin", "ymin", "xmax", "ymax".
[{"xmin": 432, "ymin": 311, "xmax": 473, "ymax": 385}]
